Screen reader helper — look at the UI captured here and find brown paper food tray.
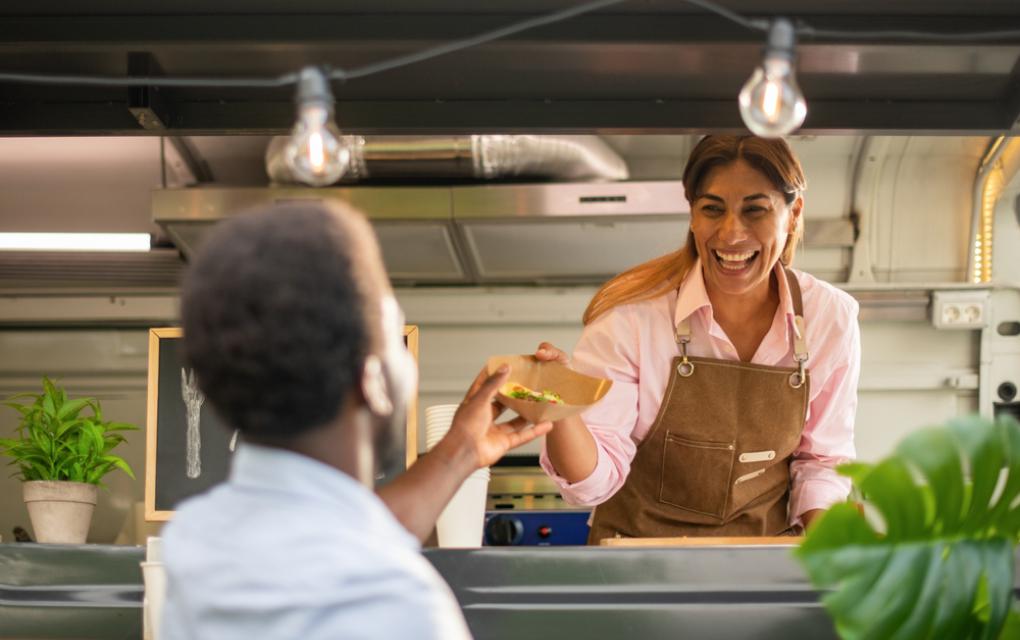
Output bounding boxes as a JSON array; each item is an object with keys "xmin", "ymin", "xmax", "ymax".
[{"xmin": 486, "ymin": 354, "xmax": 612, "ymax": 423}]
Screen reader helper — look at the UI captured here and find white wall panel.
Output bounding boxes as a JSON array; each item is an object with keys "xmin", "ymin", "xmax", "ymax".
[
  {"xmin": 866, "ymin": 136, "xmax": 986, "ymax": 283},
  {"xmin": 0, "ymin": 286, "xmax": 993, "ymax": 542}
]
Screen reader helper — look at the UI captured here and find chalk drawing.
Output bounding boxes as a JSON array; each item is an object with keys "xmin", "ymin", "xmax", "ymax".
[{"xmin": 181, "ymin": 368, "xmax": 205, "ymax": 479}]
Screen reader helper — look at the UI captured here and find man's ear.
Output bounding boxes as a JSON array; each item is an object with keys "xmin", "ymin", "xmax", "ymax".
[{"xmin": 361, "ymin": 355, "xmax": 394, "ymax": 417}]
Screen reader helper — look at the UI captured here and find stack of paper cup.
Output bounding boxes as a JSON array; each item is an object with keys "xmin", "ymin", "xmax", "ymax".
[
  {"xmin": 425, "ymin": 404, "xmax": 490, "ymax": 546},
  {"xmin": 142, "ymin": 537, "xmax": 167, "ymax": 640},
  {"xmin": 424, "ymin": 404, "xmax": 459, "ymax": 452},
  {"xmin": 436, "ymin": 466, "xmax": 490, "ymax": 547}
]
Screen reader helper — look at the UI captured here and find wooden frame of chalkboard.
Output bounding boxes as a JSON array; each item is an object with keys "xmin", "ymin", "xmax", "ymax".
[{"xmin": 144, "ymin": 326, "xmax": 420, "ymax": 521}]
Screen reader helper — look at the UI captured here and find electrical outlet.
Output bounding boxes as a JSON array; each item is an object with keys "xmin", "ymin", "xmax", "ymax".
[{"xmin": 932, "ymin": 290, "xmax": 990, "ymax": 330}]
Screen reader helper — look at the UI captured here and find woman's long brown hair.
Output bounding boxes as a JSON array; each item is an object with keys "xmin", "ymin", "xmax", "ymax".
[{"xmin": 582, "ymin": 135, "xmax": 807, "ymax": 325}]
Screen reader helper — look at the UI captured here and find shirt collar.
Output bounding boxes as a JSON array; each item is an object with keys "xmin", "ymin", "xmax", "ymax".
[
  {"xmin": 229, "ymin": 441, "xmax": 413, "ymax": 544},
  {"xmin": 673, "ymin": 258, "xmax": 798, "ymax": 340},
  {"xmin": 673, "ymin": 256, "xmax": 712, "ymax": 328}
]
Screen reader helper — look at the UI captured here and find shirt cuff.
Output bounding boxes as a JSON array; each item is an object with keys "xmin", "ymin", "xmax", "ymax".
[
  {"xmin": 788, "ymin": 474, "xmax": 852, "ymax": 526},
  {"xmin": 539, "ymin": 443, "xmax": 617, "ymax": 506}
]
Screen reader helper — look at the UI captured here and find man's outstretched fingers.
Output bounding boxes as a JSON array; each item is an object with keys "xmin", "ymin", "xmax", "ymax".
[
  {"xmin": 466, "ymin": 365, "xmax": 509, "ymax": 406},
  {"xmin": 494, "ymin": 416, "xmax": 530, "ymax": 433},
  {"xmin": 503, "ymin": 420, "xmax": 553, "ymax": 448}
]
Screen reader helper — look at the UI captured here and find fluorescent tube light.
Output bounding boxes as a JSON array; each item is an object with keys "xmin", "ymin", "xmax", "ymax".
[{"xmin": 0, "ymin": 233, "xmax": 151, "ymax": 252}]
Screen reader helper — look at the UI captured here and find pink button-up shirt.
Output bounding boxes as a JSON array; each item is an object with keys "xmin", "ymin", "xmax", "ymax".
[{"xmin": 540, "ymin": 259, "xmax": 860, "ymax": 526}]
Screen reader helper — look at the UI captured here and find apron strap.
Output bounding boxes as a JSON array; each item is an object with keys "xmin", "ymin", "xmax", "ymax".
[{"xmin": 784, "ymin": 268, "xmax": 809, "ymax": 389}]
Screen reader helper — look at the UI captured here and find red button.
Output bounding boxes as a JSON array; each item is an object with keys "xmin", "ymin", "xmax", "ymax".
[{"xmin": 537, "ymin": 525, "xmax": 552, "ymax": 538}]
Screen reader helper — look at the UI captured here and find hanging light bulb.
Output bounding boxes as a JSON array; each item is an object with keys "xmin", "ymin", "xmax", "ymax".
[
  {"xmin": 738, "ymin": 18, "xmax": 807, "ymax": 138},
  {"xmin": 285, "ymin": 67, "xmax": 348, "ymax": 186}
]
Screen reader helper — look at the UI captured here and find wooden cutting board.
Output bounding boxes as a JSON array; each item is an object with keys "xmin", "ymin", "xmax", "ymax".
[{"xmin": 599, "ymin": 536, "xmax": 803, "ymax": 546}]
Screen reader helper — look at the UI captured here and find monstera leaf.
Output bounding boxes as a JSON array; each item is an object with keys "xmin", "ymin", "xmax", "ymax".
[{"xmin": 796, "ymin": 415, "xmax": 1020, "ymax": 640}]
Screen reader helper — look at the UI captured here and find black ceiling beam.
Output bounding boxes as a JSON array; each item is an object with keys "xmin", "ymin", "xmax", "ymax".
[
  {"xmin": 2, "ymin": 15, "xmax": 1020, "ymax": 47},
  {"xmin": 0, "ymin": 98, "xmax": 1009, "ymax": 136}
]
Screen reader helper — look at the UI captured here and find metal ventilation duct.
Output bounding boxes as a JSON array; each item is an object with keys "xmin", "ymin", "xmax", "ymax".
[{"xmin": 265, "ymin": 135, "xmax": 630, "ymax": 184}]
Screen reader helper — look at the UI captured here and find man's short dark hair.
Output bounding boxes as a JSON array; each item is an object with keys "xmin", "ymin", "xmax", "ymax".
[{"xmin": 181, "ymin": 203, "xmax": 375, "ymax": 439}]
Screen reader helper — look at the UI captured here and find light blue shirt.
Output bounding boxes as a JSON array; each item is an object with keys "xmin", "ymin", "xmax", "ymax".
[{"xmin": 161, "ymin": 443, "xmax": 471, "ymax": 640}]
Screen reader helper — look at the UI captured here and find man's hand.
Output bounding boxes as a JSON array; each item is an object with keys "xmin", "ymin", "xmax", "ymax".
[
  {"xmin": 436, "ymin": 365, "xmax": 553, "ymax": 471},
  {"xmin": 378, "ymin": 363, "xmax": 553, "ymax": 543}
]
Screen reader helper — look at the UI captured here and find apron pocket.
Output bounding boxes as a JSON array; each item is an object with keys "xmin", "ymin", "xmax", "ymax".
[{"xmin": 659, "ymin": 432, "xmax": 735, "ymax": 519}]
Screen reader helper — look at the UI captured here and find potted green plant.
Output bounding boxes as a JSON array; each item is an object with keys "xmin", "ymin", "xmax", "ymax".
[
  {"xmin": 0, "ymin": 377, "xmax": 137, "ymax": 544},
  {"xmin": 797, "ymin": 414, "xmax": 1020, "ymax": 639}
]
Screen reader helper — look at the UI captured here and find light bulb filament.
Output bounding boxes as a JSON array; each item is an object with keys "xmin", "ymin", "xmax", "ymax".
[
  {"xmin": 308, "ymin": 131, "xmax": 325, "ymax": 172},
  {"xmin": 762, "ymin": 79, "xmax": 780, "ymax": 120}
]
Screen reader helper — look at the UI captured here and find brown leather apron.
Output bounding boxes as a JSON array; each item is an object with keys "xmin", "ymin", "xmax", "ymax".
[{"xmin": 588, "ymin": 268, "xmax": 811, "ymax": 543}]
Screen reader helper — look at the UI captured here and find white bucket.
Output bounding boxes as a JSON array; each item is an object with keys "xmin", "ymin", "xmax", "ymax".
[
  {"xmin": 436, "ymin": 467, "xmax": 490, "ymax": 547},
  {"xmin": 141, "ymin": 561, "xmax": 167, "ymax": 640}
]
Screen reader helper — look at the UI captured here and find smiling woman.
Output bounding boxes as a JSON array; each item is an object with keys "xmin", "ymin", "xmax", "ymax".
[
  {"xmin": 582, "ymin": 136, "xmax": 806, "ymax": 326},
  {"xmin": 534, "ymin": 135, "xmax": 860, "ymax": 544}
]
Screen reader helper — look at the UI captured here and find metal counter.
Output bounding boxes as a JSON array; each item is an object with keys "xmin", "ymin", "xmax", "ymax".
[
  {"xmin": 2, "ymin": 542, "xmax": 1018, "ymax": 640},
  {"xmin": 0, "ymin": 543, "xmax": 143, "ymax": 640},
  {"xmin": 424, "ymin": 544, "xmax": 837, "ymax": 640}
]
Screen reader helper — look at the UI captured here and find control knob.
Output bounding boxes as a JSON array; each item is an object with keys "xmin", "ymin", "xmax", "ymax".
[{"xmin": 484, "ymin": 514, "xmax": 524, "ymax": 545}]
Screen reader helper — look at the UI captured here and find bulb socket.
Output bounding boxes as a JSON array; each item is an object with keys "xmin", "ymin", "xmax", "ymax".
[
  {"xmin": 295, "ymin": 66, "xmax": 334, "ymax": 106},
  {"xmin": 763, "ymin": 17, "xmax": 796, "ymax": 61}
]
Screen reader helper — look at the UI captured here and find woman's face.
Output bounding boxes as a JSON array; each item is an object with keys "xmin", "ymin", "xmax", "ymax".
[{"xmin": 690, "ymin": 158, "xmax": 802, "ymax": 300}]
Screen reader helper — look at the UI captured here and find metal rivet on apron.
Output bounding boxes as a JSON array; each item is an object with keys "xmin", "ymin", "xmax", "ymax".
[
  {"xmin": 676, "ymin": 334, "xmax": 694, "ymax": 377},
  {"xmin": 788, "ymin": 355, "xmax": 807, "ymax": 389}
]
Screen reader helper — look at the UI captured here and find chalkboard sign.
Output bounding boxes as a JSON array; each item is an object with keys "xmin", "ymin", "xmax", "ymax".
[{"xmin": 144, "ymin": 326, "xmax": 420, "ymax": 521}]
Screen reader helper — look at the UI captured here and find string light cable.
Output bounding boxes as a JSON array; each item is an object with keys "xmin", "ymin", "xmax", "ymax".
[{"xmin": 2, "ymin": 0, "xmax": 1020, "ymax": 90}]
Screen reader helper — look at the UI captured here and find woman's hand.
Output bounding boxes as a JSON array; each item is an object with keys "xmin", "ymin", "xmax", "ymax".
[
  {"xmin": 533, "ymin": 341, "xmax": 601, "ymax": 483},
  {"xmin": 535, "ymin": 341, "xmax": 570, "ymax": 365},
  {"xmin": 438, "ymin": 365, "xmax": 553, "ymax": 470}
]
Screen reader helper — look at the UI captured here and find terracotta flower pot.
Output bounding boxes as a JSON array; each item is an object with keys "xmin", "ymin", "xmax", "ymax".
[{"xmin": 23, "ymin": 480, "xmax": 98, "ymax": 544}]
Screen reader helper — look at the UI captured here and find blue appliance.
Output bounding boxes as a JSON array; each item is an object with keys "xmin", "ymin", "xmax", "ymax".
[{"xmin": 483, "ymin": 510, "xmax": 590, "ymax": 546}]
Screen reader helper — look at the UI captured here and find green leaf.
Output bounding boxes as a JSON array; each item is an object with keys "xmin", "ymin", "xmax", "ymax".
[
  {"xmin": 41, "ymin": 392, "xmax": 55, "ymax": 418},
  {"xmin": 105, "ymin": 422, "xmax": 139, "ymax": 432},
  {"xmin": 88, "ymin": 422, "xmax": 105, "ymax": 454},
  {"xmin": 86, "ymin": 399, "xmax": 103, "ymax": 423},
  {"xmin": 989, "ymin": 418, "xmax": 1020, "ymax": 538},
  {"xmin": 999, "ymin": 609, "xmax": 1020, "ymax": 640},
  {"xmin": 103, "ymin": 455, "xmax": 136, "ymax": 480},
  {"xmin": 795, "ymin": 415, "xmax": 1019, "ymax": 640},
  {"xmin": 56, "ymin": 398, "xmax": 90, "ymax": 421},
  {"xmin": 895, "ymin": 428, "xmax": 965, "ymax": 534},
  {"xmin": 3, "ymin": 401, "xmax": 34, "ymax": 417},
  {"xmin": 55, "ymin": 418, "xmax": 83, "ymax": 440}
]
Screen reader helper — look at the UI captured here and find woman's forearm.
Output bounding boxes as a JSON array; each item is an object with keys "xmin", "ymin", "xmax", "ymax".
[{"xmin": 544, "ymin": 414, "xmax": 599, "ymax": 483}]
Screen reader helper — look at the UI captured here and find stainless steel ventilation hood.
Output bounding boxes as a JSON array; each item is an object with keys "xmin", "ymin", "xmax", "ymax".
[
  {"xmin": 154, "ymin": 182, "xmax": 689, "ymax": 285},
  {"xmin": 153, "ymin": 181, "xmax": 853, "ymax": 286}
]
